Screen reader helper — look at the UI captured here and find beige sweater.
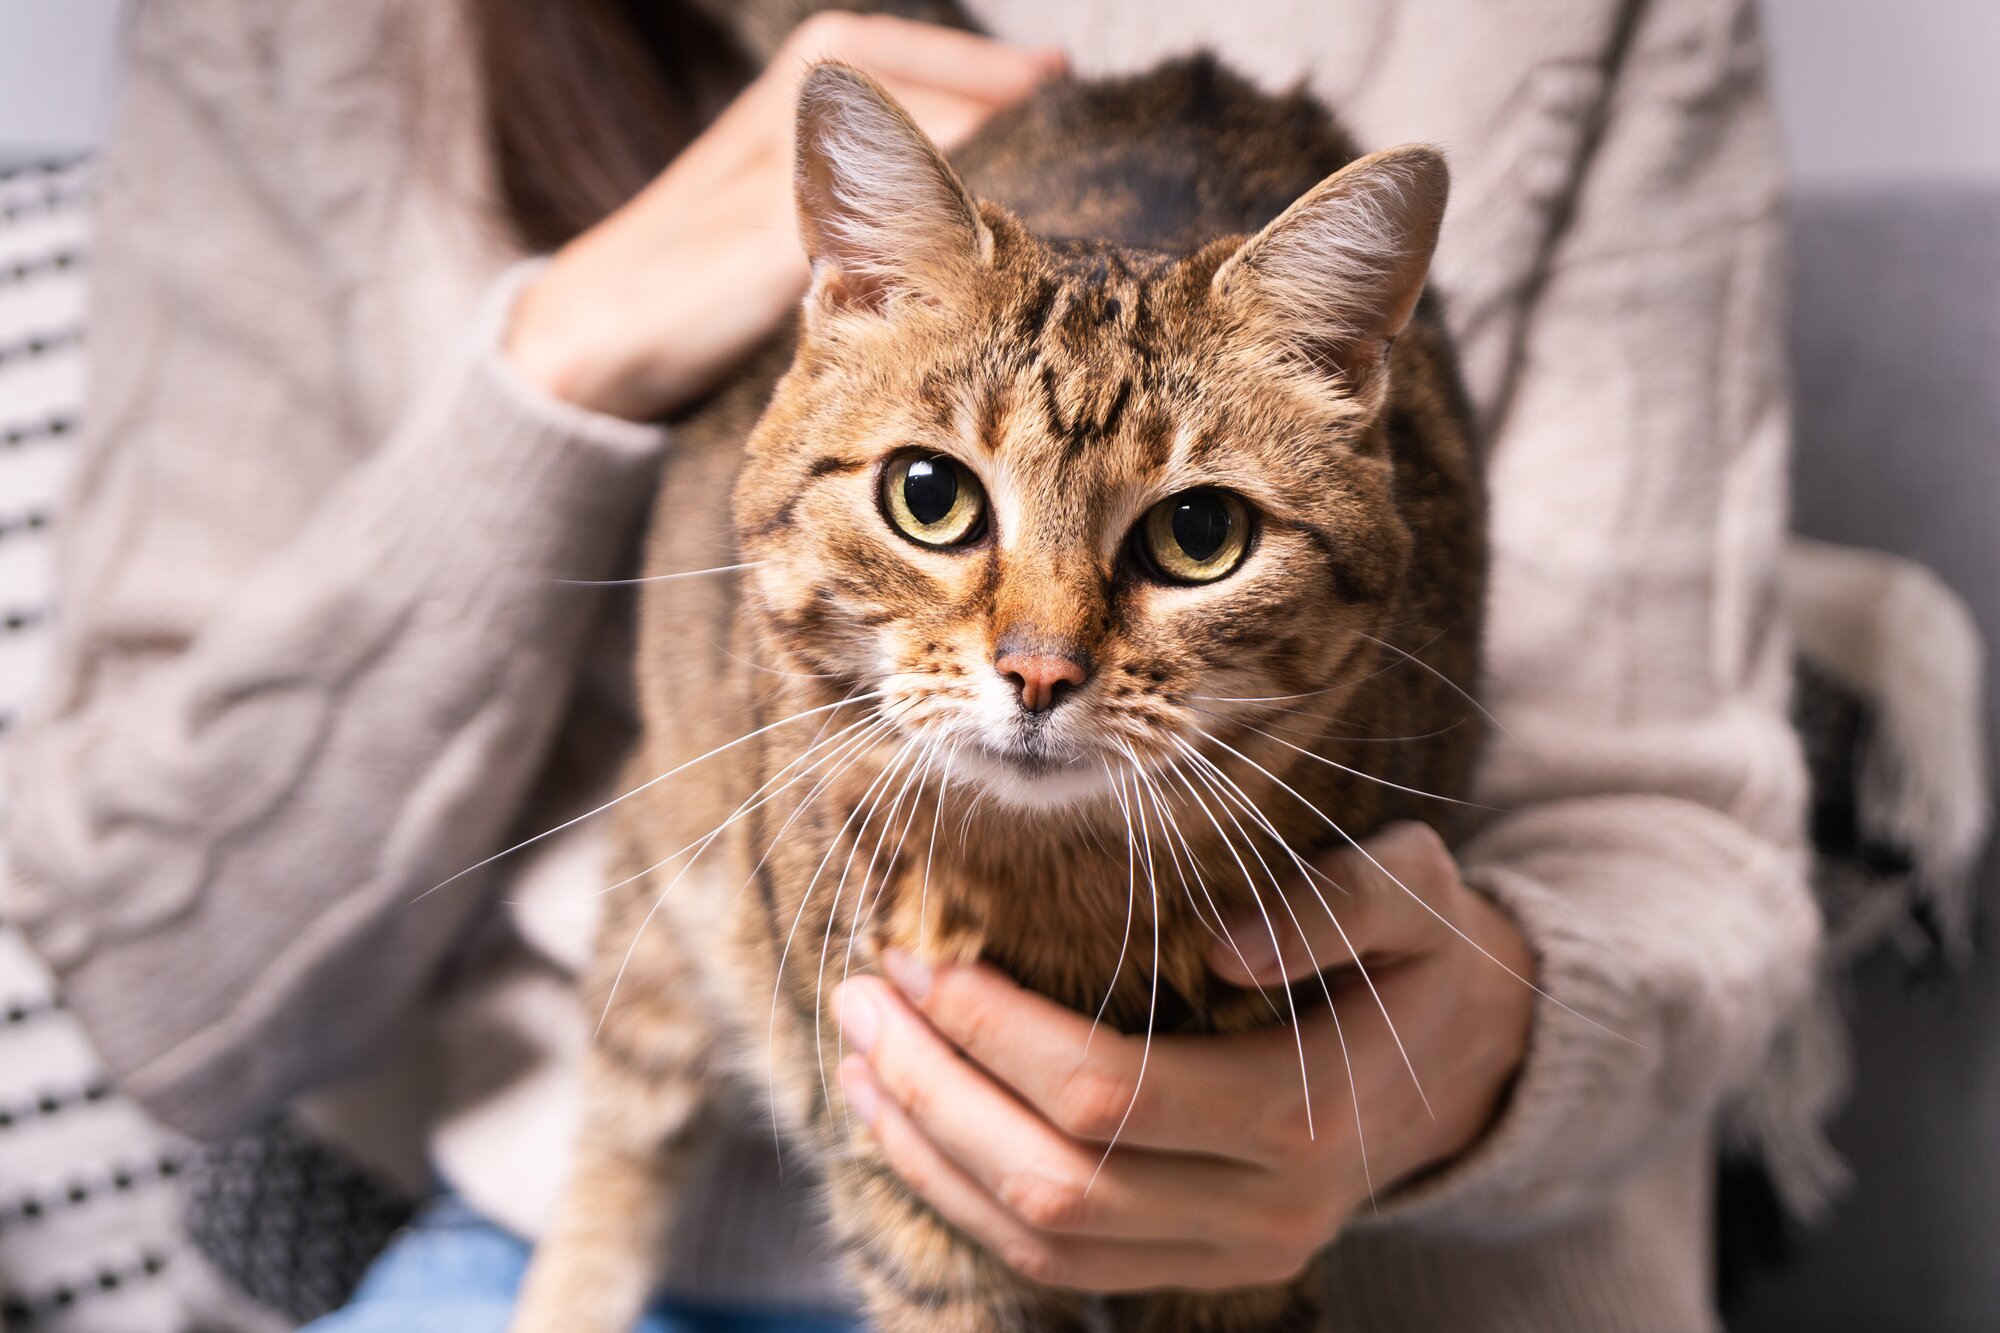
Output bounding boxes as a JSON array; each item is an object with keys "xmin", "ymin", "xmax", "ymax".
[{"xmin": 6, "ymin": 0, "xmax": 1817, "ymax": 1328}]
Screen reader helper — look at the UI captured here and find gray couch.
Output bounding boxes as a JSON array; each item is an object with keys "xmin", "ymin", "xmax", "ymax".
[{"xmin": 1726, "ymin": 189, "xmax": 2000, "ymax": 1332}]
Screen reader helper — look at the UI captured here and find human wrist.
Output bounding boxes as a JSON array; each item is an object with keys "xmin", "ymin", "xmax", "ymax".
[
  {"xmin": 1384, "ymin": 892, "xmax": 1538, "ymax": 1192},
  {"xmin": 505, "ymin": 226, "xmax": 808, "ymax": 422},
  {"xmin": 1434, "ymin": 893, "xmax": 1537, "ymax": 1163},
  {"xmin": 503, "ymin": 263, "xmax": 656, "ymax": 420}
]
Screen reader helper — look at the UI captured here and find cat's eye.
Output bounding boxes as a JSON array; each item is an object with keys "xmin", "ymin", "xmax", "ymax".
[
  {"xmin": 882, "ymin": 453, "xmax": 987, "ymax": 548},
  {"xmin": 1138, "ymin": 489, "xmax": 1252, "ymax": 584}
]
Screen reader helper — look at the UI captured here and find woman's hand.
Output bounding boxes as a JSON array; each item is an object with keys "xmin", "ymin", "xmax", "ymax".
[
  {"xmin": 505, "ymin": 14, "xmax": 1062, "ymax": 421},
  {"xmin": 831, "ymin": 822, "xmax": 1537, "ymax": 1292}
]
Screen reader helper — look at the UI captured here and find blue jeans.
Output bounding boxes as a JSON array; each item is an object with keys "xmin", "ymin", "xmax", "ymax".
[{"xmin": 303, "ymin": 1197, "xmax": 862, "ymax": 1333}]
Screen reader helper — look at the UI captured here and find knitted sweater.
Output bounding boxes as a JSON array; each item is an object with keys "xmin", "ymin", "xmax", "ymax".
[{"xmin": 5, "ymin": 1, "xmax": 1817, "ymax": 1329}]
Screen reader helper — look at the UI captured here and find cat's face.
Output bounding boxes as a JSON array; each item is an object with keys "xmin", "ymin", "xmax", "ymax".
[{"xmin": 736, "ymin": 66, "xmax": 1446, "ymax": 810}]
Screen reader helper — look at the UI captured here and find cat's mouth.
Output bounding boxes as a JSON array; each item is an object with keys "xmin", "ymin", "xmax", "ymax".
[
  {"xmin": 977, "ymin": 739, "xmax": 1081, "ymax": 776},
  {"xmin": 949, "ymin": 734, "xmax": 1108, "ymax": 810}
]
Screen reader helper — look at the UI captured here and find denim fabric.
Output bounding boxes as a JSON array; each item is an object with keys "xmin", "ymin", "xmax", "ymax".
[{"xmin": 302, "ymin": 1197, "xmax": 862, "ymax": 1333}]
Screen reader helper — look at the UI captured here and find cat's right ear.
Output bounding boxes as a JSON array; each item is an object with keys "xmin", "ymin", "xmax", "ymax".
[
  {"xmin": 794, "ymin": 63, "xmax": 991, "ymax": 323},
  {"xmin": 1212, "ymin": 145, "xmax": 1449, "ymax": 394}
]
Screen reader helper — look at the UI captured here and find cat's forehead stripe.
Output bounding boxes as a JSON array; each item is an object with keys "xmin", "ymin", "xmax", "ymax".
[{"xmin": 1012, "ymin": 277, "xmax": 1060, "ymax": 346}]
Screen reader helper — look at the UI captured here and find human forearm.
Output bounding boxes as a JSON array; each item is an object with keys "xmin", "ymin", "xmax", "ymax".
[
  {"xmin": 1374, "ymin": 785, "xmax": 1815, "ymax": 1230},
  {"xmin": 504, "ymin": 12, "xmax": 1061, "ymax": 420},
  {"xmin": 7, "ymin": 267, "xmax": 664, "ymax": 1137}
]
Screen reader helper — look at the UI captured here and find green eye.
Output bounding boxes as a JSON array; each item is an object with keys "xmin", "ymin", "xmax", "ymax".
[
  {"xmin": 883, "ymin": 453, "xmax": 986, "ymax": 548},
  {"xmin": 1139, "ymin": 489, "xmax": 1252, "ymax": 584}
]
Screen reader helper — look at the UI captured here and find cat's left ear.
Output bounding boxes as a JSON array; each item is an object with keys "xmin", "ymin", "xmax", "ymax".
[
  {"xmin": 1212, "ymin": 145, "xmax": 1449, "ymax": 390},
  {"xmin": 794, "ymin": 62, "xmax": 992, "ymax": 322}
]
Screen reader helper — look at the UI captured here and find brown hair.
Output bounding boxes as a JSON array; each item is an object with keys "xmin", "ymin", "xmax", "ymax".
[{"xmin": 468, "ymin": 0, "xmax": 754, "ymax": 252}]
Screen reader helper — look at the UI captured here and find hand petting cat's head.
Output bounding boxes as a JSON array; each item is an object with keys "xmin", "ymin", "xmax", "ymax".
[{"xmin": 735, "ymin": 64, "xmax": 1450, "ymax": 809}]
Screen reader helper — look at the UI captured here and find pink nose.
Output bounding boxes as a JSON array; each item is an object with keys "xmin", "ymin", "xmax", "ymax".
[{"xmin": 995, "ymin": 650, "xmax": 1089, "ymax": 713}]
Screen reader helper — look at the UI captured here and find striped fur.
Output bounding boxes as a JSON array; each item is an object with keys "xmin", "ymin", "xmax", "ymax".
[{"xmin": 516, "ymin": 51, "xmax": 1485, "ymax": 1333}]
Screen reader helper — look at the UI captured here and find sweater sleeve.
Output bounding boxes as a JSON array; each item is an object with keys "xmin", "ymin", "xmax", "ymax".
[
  {"xmin": 1377, "ymin": 0, "xmax": 1818, "ymax": 1230},
  {"xmin": 2, "ymin": 5, "xmax": 667, "ymax": 1139}
]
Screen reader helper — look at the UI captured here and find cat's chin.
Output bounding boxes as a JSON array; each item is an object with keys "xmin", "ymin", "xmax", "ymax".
[{"xmin": 946, "ymin": 742, "xmax": 1111, "ymax": 812}]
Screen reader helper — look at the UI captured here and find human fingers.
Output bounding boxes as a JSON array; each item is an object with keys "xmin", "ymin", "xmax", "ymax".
[
  {"xmin": 1207, "ymin": 822, "xmax": 1465, "ymax": 989},
  {"xmin": 871, "ymin": 953, "xmax": 1316, "ymax": 1160},
  {"xmin": 778, "ymin": 12, "xmax": 1063, "ymax": 110},
  {"xmin": 840, "ymin": 1056, "xmax": 1299, "ymax": 1292},
  {"xmin": 835, "ymin": 977, "xmax": 1268, "ymax": 1242}
]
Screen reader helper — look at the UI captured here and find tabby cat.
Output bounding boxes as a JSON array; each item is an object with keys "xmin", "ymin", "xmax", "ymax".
[{"xmin": 512, "ymin": 21, "xmax": 1486, "ymax": 1333}]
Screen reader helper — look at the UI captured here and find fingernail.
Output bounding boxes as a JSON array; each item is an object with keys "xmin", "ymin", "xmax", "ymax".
[
  {"xmin": 1035, "ymin": 46, "xmax": 1068, "ymax": 72},
  {"xmin": 839, "ymin": 1058, "xmax": 881, "ymax": 1127},
  {"xmin": 834, "ymin": 984, "xmax": 880, "ymax": 1055},
  {"xmin": 881, "ymin": 948, "xmax": 933, "ymax": 1002}
]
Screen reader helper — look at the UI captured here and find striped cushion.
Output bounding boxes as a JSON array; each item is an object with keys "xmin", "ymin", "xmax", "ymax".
[{"xmin": 0, "ymin": 157, "xmax": 232, "ymax": 1333}]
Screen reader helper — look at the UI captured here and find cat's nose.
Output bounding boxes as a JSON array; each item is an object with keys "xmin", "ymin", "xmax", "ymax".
[{"xmin": 995, "ymin": 649, "xmax": 1090, "ymax": 713}]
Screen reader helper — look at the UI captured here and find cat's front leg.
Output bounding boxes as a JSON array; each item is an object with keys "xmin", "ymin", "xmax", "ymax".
[
  {"xmin": 824, "ymin": 1153, "xmax": 1095, "ymax": 1333},
  {"xmin": 510, "ymin": 1040, "xmax": 712, "ymax": 1333},
  {"xmin": 511, "ymin": 886, "xmax": 721, "ymax": 1333},
  {"xmin": 1111, "ymin": 1270, "xmax": 1329, "ymax": 1333}
]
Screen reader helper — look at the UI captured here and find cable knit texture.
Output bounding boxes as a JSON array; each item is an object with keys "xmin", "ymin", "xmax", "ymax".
[{"xmin": 4, "ymin": 1, "xmax": 1814, "ymax": 1329}]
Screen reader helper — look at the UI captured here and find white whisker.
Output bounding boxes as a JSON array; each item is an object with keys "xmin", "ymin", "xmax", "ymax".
[
  {"xmin": 1157, "ymin": 754, "xmax": 1316, "ymax": 1139},
  {"xmin": 1211, "ymin": 716, "xmax": 1517, "ymax": 819},
  {"xmin": 415, "ymin": 689, "xmax": 881, "ymax": 903},
  {"xmin": 555, "ymin": 560, "xmax": 764, "ymax": 587},
  {"xmin": 725, "ymin": 648, "xmax": 840, "ymax": 681},
  {"xmin": 585, "ymin": 712, "xmax": 887, "ymax": 905},
  {"xmin": 916, "ymin": 738, "xmax": 962, "ymax": 948},
  {"xmin": 1189, "ymin": 627, "xmax": 1447, "ymax": 709},
  {"xmin": 1174, "ymin": 745, "xmax": 1375, "ymax": 1191},
  {"xmin": 1086, "ymin": 753, "xmax": 1162, "ymax": 1192},
  {"xmin": 1175, "ymin": 735, "xmax": 1428, "ymax": 1134},
  {"xmin": 1088, "ymin": 761, "xmax": 1141, "ymax": 1045},
  {"xmin": 593, "ymin": 713, "xmax": 891, "ymax": 1034},
  {"xmin": 811, "ymin": 735, "xmax": 920, "ymax": 1122},
  {"xmin": 730, "ymin": 716, "xmax": 899, "ymax": 906},
  {"xmin": 1353, "ymin": 630, "xmax": 1511, "ymax": 740},
  {"xmin": 1122, "ymin": 743, "xmax": 1281, "ymax": 1020},
  {"xmin": 1193, "ymin": 727, "xmax": 1633, "ymax": 1046},
  {"xmin": 762, "ymin": 713, "xmax": 910, "ymax": 1148},
  {"xmin": 1193, "ymin": 701, "xmax": 1469, "ymax": 745},
  {"xmin": 835, "ymin": 736, "xmax": 941, "ymax": 1078},
  {"xmin": 1188, "ymin": 684, "xmax": 1349, "ymax": 705}
]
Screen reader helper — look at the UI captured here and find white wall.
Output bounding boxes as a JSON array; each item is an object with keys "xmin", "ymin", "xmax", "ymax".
[
  {"xmin": 0, "ymin": 0, "xmax": 127, "ymax": 158},
  {"xmin": 1, "ymin": 0, "xmax": 1997, "ymax": 185},
  {"xmin": 1762, "ymin": 0, "xmax": 2000, "ymax": 188}
]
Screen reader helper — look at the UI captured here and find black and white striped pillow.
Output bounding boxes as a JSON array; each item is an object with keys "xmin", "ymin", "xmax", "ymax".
[
  {"xmin": 0, "ymin": 157, "xmax": 236, "ymax": 1333},
  {"xmin": 0, "ymin": 155, "xmax": 407, "ymax": 1333}
]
